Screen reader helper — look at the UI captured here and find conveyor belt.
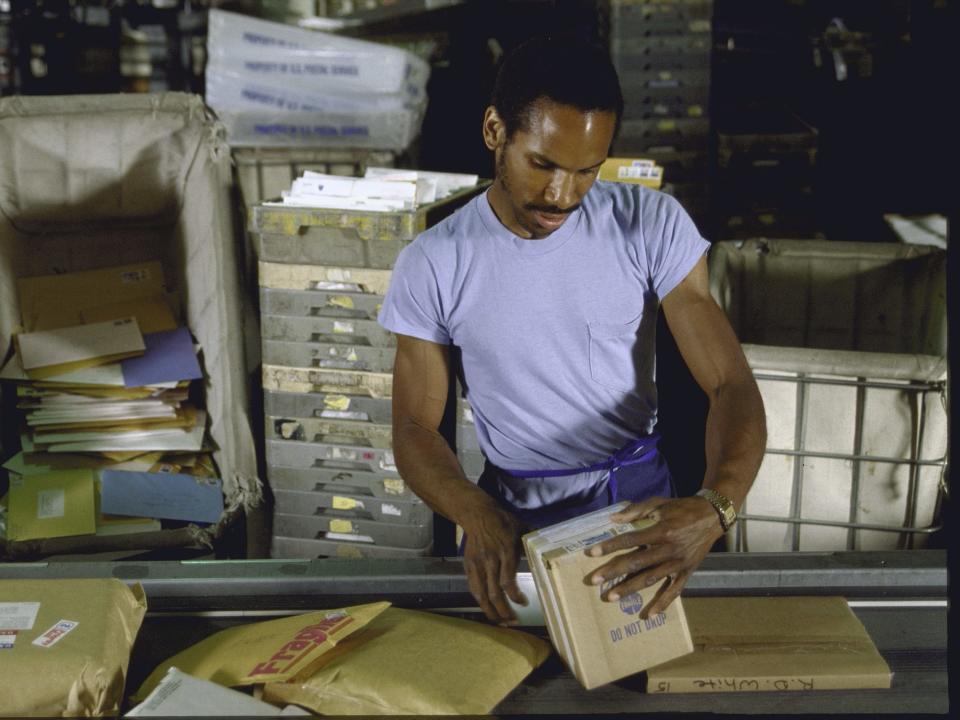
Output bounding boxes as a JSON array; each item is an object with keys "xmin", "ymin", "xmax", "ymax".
[{"xmin": 1, "ymin": 550, "xmax": 947, "ymax": 715}]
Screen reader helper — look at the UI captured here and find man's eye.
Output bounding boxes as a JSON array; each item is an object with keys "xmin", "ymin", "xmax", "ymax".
[
  {"xmin": 532, "ymin": 160, "xmax": 551, "ymax": 169},
  {"xmin": 580, "ymin": 168, "xmax": 598, "ymax": 175}
]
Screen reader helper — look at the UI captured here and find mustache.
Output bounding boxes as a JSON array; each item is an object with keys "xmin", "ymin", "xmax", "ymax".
[{"xmin": 524, "ymin": 202, "xmax": 581, "ymax": 215}]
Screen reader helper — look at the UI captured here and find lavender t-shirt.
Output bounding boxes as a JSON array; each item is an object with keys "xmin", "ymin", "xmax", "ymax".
[{"xmin": 379, "ymin": 180, "xmax": 709, "ymax": 475}]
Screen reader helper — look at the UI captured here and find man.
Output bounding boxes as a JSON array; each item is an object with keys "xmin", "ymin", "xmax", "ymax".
[{"xmin": 379, "ymin": 36, "xmax": 766, "ymax": 624}]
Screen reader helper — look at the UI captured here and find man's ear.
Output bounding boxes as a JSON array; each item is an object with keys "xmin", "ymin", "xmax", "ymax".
[{"xmin": 482, "ymin": 106, "xmax": 506, "ymax": 151}]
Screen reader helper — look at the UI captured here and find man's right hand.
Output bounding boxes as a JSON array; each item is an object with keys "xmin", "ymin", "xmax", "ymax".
[{"xmin": 461, "ymin": 503, "xmax": 528, "ymax": 624}]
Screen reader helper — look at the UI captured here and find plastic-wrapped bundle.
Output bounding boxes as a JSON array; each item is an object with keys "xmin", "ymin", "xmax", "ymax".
[{"xmin": 205, "ymin": 10, "xmax": 429, "ymax": 149}]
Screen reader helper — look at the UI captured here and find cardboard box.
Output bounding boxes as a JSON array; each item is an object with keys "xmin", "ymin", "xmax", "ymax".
[
  {"xmin": 523, "ymin": 501, "xmax": 694, "ymax": 689},
  {"xmin": 0, "ymin": 93, "xmax": 261, "ymax": 559},
  {"xmin": 598, "ymin": 157, "xmax": 664, "ymax": 188},
  {"xmin": 647, "ymin": 596, "xmax": 892, "ymax": 692}
]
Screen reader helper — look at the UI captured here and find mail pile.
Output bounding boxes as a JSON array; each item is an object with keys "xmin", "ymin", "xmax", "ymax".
[
  {"xmin": 0, "ymin": 262, "xmax": 224, "ymax": 551},
  {"xmin": 270, "ymin": 166, "xmax": 479, "ymax": 211},
  {"xmin": 205, "ymin": 9, "xmax": 429, "ymax": 151},
  {"xmin": 254, "ymin": 168, "xmax": 482, "ymax": 558}
]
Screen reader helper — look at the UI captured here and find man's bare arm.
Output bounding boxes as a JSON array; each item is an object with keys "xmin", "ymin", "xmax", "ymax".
[
  {"xmin": 586, "ymin": 255, "xmax": 766, "ymax": 616},
  {"xmin": 392, "ymin": 333, "xmax": 526, "ymax": 622},
  {"xmin": 661, "ymin": 254, "xmax": 766, "ymax": 510}
]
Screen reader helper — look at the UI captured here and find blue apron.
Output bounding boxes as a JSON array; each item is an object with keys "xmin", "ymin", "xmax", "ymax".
[{"xmin": 458, "ymin": 433, "xmax": 674, "ymax": 555}]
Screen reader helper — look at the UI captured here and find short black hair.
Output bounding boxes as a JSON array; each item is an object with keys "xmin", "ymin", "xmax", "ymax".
[{"xmin": 491, "ymin": 35, "xmax": 624, "ymax": 138}]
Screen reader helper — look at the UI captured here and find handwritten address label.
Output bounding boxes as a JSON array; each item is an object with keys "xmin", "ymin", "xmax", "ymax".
[{"xmin": 651, "ymin": 677, "xmax": 817, "ymax": 693}]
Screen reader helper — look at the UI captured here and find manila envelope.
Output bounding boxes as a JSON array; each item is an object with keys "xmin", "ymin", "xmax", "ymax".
[
  {"xmin": 17, "ymin": 261, "xmax": 166, "ymax": 332},
  {"xmin": 646, "ymin": 596, "xmax": 892, "ymax": 692},
  {"xmin": 81, "ymin": 296, "xmax": 178, "ymax": 334},
  {"xmin": 16, "ymin": 318, "xmax": 145, "ymax": 379},
  {"xmin": 6, "ymin": 469, "xmax": 97, "ymax": 541}
]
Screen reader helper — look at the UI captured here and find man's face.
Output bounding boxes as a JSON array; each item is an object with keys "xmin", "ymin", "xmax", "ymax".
[{"xmin": 484, "ymin": 99, "xmax": 617, "ymax": 239}]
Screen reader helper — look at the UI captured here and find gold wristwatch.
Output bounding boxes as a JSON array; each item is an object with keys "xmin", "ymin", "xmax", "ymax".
[{"xmin": 695, "ymin": 488, "xmax": 737, "ymax": 532}]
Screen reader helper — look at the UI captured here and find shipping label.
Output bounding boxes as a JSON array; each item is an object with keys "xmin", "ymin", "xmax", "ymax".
[
  {"xmin": 0, "ymin": 602, "xmax": 40, "ymax": 630},
  {"xmin": 32, "ymin": 620, "xmax": 79, "ymax": 647}
]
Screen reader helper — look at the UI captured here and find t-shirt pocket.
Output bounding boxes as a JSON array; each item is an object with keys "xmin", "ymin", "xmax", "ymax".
[{"xmin": 588, "ymin": 316, "xmax": 643, "ymax": 392}]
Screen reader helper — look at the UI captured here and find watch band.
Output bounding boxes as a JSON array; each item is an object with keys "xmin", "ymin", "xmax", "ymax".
[{"xmin": 695, "ymin": 488, "xmax": 737, "ymax": 532}]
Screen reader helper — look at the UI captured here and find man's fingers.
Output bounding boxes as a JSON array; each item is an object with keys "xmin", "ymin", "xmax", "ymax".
[
  {"xmin": 499, "ymin": 557, "xmax": 528, "ymax": 607},
  {"xmin": 484, "ymin": 558, "xmax": 516, "ymax": 623},
  {"xmin": 608, "ymin": 496, "xmax": 669, "ymax": 523},
  {"xmin": 586, "ymin": 525, "xmax": 663, "ymax": 557},
  {"xmin": 603, "ymin": 560, "xmax": 684, "ymax": 598},
  {"xmin": 641, "ymin": 570, "xmax": 691, "ymax": 619},
  {"xmin": 465, "ymin": 559, "xmax": 501, "ymax": 622},
  {"xmin": 588, "ymin": 544, "xmax": 672, "ymax": 586}
]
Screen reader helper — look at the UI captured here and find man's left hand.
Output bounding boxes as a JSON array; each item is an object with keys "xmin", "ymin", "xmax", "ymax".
[{"xmin": 585, "ymin": 496, "xmax": 723, "ymax": 619}]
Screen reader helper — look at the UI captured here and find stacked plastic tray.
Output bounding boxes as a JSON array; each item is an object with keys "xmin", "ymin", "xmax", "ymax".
[
  {"xmin": 713, "ymin": 103, "xmax": 818, "ymax": 239},
  {"xmin": 455, "ymin": 385, "xmax": 483, "ymax": 484},
  {"xmin": 253, "ymin": 186, "xmax": 483, "ymax": 559},
  {"xmin": 610, "ymin": 0, "xmax": 714, "ymax": 222}
]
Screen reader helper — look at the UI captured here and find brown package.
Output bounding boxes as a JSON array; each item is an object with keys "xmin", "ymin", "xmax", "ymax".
[
  {"xmin": 646, "ymin": 596, "xmax": 893, "ymax": 692},
  {"xmin": 0, "ymin": 578, "xmax": 147, "ymax": 717}
]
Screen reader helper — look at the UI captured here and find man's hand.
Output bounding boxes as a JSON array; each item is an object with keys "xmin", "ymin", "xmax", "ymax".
[
  {"xmin": 585, "ymin": 496, "xmax": 723, "ymax": 619},
  {"xmin": 462, "ymin": 503, "xmax": 528, "ymax": 625}
]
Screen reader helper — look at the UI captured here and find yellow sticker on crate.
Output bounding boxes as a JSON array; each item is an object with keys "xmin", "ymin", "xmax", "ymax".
[
  {"xmin": 658, "ymin": 120, "xmax": 677, "ymax": 132},
  {"xmin": 329, "ymin": 519, "xmax": 355, "ymax": 533},
  {"xmin": 332, "ymin": 496, "xmax": 358, "ymax": 510},
  {"xmin": 327, "ymin": 295, "xmax": 355, "ymax": 310},
  {"xmin": 337, "ymin": 545, "xmax": 364, "ymax": 559},
  {"xmin": 382, "ymin": 478, "xmax": 406, "ymax": 495},
  {"xmin": 687, "ymin": 105, "xmax": 704, "ymax": 117},
  {"xmin": 324, "ymin": 394, "xmax": 352, "ymax": 411}
]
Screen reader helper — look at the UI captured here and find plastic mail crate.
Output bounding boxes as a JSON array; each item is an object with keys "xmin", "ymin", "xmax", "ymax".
[
  {"xmin": 263, "ymin": 364, "xmax": 394, "ymax": 398},
  {"xmin": 273, "ymin": 487, "xmax": 432, "ymax": 526},
  {"xmin": 709, "ymin": 239, "xmax": 947, "ymax": 552},
  {"xmin": 715, "ymin": 106, "xmax": 818, "ymax": 170},
  {"xmin": 0, "ymin": 93, "xmax": 261, "ymax": 560},
  {"xmin": 267, "ymin": 415, "xmax": 393, "ymax": 449},
  {"xmin": 234, "ymin": 147, "xmax": 397, "ymax": 211},
  {"xmin": 610, "ymin": 0, "xmax": 714, "ymax": 36},
  {"xmin": 258, "ymin": 262, "xmax": 395, "ymax": 295},
  {"xmin": 260, "ymin": 314, "xmax": 396, "ymax": 347},
  {"xmin": 251, "ymin": 185, "xmax": 484, "ymax": 268},
  {"xmin": 259, "ymin": 288, "xmax": 384, "ymax": 321},
  {"xmin": 611, "ymin": 33, "xmax": 712, "ymax": 60},
  {"xmin": 264, "ymin": 390, "xmax": 394, "ymax": 425},
  {"xmin": 272, "ymin": 510, "xmax": 432, "ymax": 548},
  {"xmin": 262, "ymin": 340, "xmax": 396, "ymax": 373},
  {"xmin": 271, "ymin": 534, "xmax": 432, "ymax": 559},
  {"xmin": 266, "ymin": 465, "xmax": 417, "ymax": 503},
  {"xmin": 267, "ymin": 438, "xmax": 397, "ymax": 475}
]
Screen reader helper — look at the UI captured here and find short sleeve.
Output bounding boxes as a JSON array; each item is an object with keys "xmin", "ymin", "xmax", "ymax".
[
  {"xmin": 378, "ymin": 242, "xmax": 451, "ymax": 345},
  {"xmin": 642, "ymin": 192, "xmax": 710, "ymax": 299}
]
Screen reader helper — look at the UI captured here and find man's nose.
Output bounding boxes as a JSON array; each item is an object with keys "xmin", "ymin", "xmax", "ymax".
[{"xmin": 543, "ymin": 171, "xmax": 576, "ymax": 209}]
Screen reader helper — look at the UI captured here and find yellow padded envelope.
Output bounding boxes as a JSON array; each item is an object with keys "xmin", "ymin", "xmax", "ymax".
[
  {"xmin": 133, "ymin": 602, "xmax": 391, "ymax": 701},
  {"xmin": 264, "ymin": 607, "xmax": 552, "ymax": 715}
]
